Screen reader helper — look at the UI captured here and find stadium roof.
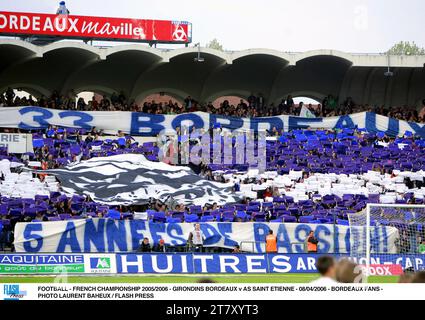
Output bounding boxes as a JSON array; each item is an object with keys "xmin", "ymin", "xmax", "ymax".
[{"xmin": 1, "ymin": 39, "xmax": 425, "ymax": 106}]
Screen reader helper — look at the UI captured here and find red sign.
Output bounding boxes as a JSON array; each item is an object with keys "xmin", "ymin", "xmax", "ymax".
[
  {"xmin": 0, "ymin": 11, "xmax": 191, "ymax": 43},
  {"xmin": 360, "ymin": 264, "xmax": 404, "ymax": 276}
]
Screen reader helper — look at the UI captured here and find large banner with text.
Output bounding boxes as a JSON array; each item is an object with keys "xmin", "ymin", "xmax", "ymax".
[
  {"xmin": 115, "ymin": 253, "xmax": 424, "ymax": 274},
  {"xmin": 0, "ymin": 11, "xmax": 191, "ymax": 43},
  {"xmin": 0, "ymin": 253, "xmax": 116, "ymax": 274},
  {"xmin": 14, "ymin": 220, "xmax": 398, "ymax": 254},
  {"xmin": 0, "ymin": 253, "xmax": 423, "ymax": 274},
  {"xmin": 0, "ymin": 107, "xmax": 424, "ymax": 138}
]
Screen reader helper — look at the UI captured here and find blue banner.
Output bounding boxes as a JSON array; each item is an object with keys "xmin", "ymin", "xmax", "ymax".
[
  {"xmin": 14, "ymin": 220, "xmax": 399, "ymax": 254},
  {"xmin": 1, "ymin": 253, "xmax": 424, "ymax": 274},
  {"xmin": 0, "ymin": 107, "xmax": 424, "ymax": 137},
  {"xmin": 116, "ymin": 253, "xmax": 425, "ymax": 274}
]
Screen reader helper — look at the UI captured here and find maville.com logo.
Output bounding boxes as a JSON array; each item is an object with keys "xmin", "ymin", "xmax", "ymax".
[
  {"xmin": 89, "ymin": 257, "xmax": 111, "ymax": 273},
  {"xmin": 3, "ymin": 284, "xmax": 27, "ymax": 300}
]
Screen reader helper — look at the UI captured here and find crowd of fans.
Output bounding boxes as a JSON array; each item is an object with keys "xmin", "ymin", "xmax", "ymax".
[
  {"xmin": 1, "ymin": 88, "xmax": 425, "ymax": 260},
  {"xmin": 2, "ymin": 124, "xmax": 425, "ymax": 185},
  {"xmin": 0, "ymin": 125, "xmax": 425, "ymax": 252},
  {"xmin": 1, "ymin": 88, "xmax": 425, "ymax": 123}
]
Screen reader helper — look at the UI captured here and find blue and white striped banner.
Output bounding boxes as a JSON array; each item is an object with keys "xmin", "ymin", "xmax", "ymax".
[{"xmin": 0, "ymin": 107, "xmax": 424, "ymax": 137}]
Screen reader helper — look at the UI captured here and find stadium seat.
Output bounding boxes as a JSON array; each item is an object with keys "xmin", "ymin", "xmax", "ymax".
[
  {"xmin": 282, "ymin": 215, "xmax": 297, "ymax": 223},
  {"xmin": 184, "ymin": 214, "xmax": 199, "ymax": 223},
  {"xmin": 107, "ymin": 209, "xmax": 121, "ymax": 220},
  {"xmin": 200, "ymin": 215, "xmax": 214, "ymax": 222},
  {"xmin": 152, "ymin": 212, "xmax": 166, "ymax": 223}
]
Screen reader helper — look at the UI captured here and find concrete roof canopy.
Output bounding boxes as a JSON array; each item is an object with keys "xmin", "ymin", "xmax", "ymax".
[{"xmin": 0, "ymin": 40, "xmax": 424, "ymax": 106}]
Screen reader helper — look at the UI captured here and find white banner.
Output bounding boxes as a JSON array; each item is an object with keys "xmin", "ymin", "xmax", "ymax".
[
  {"xmin": 0, "ymin": 107, "xmax": 424, "ymax": 137},
  {"xmin": 0, "ymin": 133, "xmax": 32, "ymax": 153},
  {"xmin": 14, "ymin": 219, "xmax": 398, "ymax": 254}
]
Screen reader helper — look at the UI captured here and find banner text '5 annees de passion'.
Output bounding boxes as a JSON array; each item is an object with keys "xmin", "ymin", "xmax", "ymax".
[
  {"xmin": 0, "ymin": 11, "xmax": 191, "ymax": 43},
  {"xmin": 14, "ymin": 220, "xmax": 399, "ymax": 254}
]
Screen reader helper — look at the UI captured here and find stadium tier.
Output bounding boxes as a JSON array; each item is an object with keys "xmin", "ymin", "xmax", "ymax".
[
  {"xmin": 1, "ymin": 122, "xmax": 425, "ymax": 257},
  {"xmin": 1, "ymin": 41, "xmax": 425, "ymax": 277},
  {"xmin": 2, "ymin": 90, "xmax": 425, "ymax": 122}
]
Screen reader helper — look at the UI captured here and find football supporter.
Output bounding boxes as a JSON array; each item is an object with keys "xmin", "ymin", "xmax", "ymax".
[
  {"xmin": 138, "ymin": 237, "xmax": 152, "ymax": 252},
  {"xmin": 232, "ymin": 245, "xmax": 241, "ymax": 253},
  {"xmin": 153, "ymin": 239, "xmax": 167, "ymax": 253},
  {"xmin": 188, "ymin": 223, "xmax": 205, "ymax": 252},
  {"xmin": 419, "ymin": 99, "xmax": 425, "ymax": 120},
  {"xmin": 418, "ymin": 240, "xmax": 425, "ymax": 254},
  {"xmin": 56, "ymin": 1, "xmax": 70, "ymax": 14},
  {"xmin": 0, "ymin": 223, "xmax": 8, "ymax": 251},
  {"xmin": 398, "ymin": 273, "xmax": 415, "ymax": 283},
  {"xmin": 411, "ymin": 271, "xmax": 425, "ymax": 283},
  {"xmin": 335, "ymin": 259, "xmax": 364, "ymax": 283},
  {"xmin": 310, "ymin": 256, "xmax": 338, "ymax": 285},
  {"xmin": 2, "ymin": 89, "xmax": 424, "ymax": 123}
]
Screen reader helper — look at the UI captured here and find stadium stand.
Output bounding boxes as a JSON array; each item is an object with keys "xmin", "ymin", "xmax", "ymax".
[
  {"xmin": 1, "ymin": 123, "xmax": 425, "ymax": 254},
  {"xmin": 1, "ymin": 89, "xmax": 425, "ymax": 253},
  {"xmin": 2, "ymin": 90, "xmax": 425, "ymax": 122}
]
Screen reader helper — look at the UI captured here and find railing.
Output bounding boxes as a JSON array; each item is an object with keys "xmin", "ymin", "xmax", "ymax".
[{"xmin": 240, "ymin": 241, "xmax": 306, "ymax": 253}]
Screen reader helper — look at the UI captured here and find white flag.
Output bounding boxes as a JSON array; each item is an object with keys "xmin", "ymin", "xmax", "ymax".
[{"xmin": 299, "ymin": 105, "xmax": 316, "ymax": 118}]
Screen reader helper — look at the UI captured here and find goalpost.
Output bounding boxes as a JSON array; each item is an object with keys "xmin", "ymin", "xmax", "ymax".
[{"xmin": 348, "ymin": 203, "xmax": 425, "ymax": 282}]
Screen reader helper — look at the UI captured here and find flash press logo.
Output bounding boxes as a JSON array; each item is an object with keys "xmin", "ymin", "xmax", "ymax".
[
  {"xmin": 90, "ymin": 257, "xmax": 111, "ymax": 273},
  {"xmin": 3, "ymin": 284, "xmax": 27, "ymax": 300}
]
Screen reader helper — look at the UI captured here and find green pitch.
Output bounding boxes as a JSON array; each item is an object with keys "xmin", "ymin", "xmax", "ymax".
[{"xmin": 0, "ymin": 274, "xmax": 399, "ymax": 283}]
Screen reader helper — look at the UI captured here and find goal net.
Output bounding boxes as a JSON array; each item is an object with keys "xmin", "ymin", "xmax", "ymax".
[{"xmin": 348, "ymin": 204, "xmax": 425, "ymax": 282}]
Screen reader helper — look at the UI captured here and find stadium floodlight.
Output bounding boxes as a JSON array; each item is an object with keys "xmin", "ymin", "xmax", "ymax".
[
  {"xmin": 348, "ymin": 204, "xmax": 425, "ymax": 282},
  {"xmin": 194, "ymin": 43, "xmax": 205, "ymax": 62}
]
